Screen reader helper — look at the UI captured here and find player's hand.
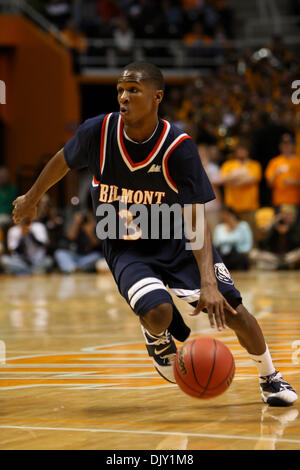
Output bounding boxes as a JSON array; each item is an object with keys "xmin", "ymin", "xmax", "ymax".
[
  {"xmin": 12, "ymin": 195, "xmax": 37, "ymax": 224},
  {"xmin": 190, "ymin": 286, "xmax": 237, "ymax": 331}
]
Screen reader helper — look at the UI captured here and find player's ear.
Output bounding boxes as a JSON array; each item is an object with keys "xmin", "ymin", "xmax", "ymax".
[{"xmin": 155, "ymin": 90, "xmax": 164, "ymax": 104}]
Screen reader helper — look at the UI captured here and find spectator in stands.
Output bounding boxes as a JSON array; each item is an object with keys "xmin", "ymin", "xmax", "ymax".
[
  {"xmin": 127, "ymin": 0, "xmax": 163, "ymax": 38},
  {"xmin": 161, "ymin": 0, "xmax": 184, "ymax": 39},
  {"xmin": 72, "ymin": 0, "xmax": 103, "ymax": 37},
  {"xmin": 213, "ymin": 207, "xmax": 253, "ymax": 270},
  {"xmin": 183, "ymin": 22, "xmax": 214, "ymax": 58},
  {"xmin": 36, "ymin": 194, "xmax": 64, "ymax": 255},
  {"xmin": 0, "ymin": 166, "xmax": 18, "ymax": 229},
  {"xmin": 265, "ymin": 133, "xmax": 300, "ymax": 209},
  {"xmin": 214, "ymin": 0, "xmax": 234, "ymax": 38},
  {"xmin": 1, "ymin": 217, "xmax": 53, "ymax": 275},
  {"xmin": 54, "ymin": 210, "xmax": 103, "ymax": 274},
  {"xmin": 251, "ymin": 112, "xmax": 290, "ymax": 206},
  {"xmin": 97, "ymin": 0, "xmax": 121, "ymax": 27},
  {"xmin": 249, "ymin": 204, "xmax": 300, "ymax": 270},
  {"xmin": 45, "ymin": 0, "xmax": 71, "ymax": 30},
  {"xmin": 113, "ymin": 16, "xmax": 134, "ymax": 61},
  {"xmin": 181, "ymin": 0, "xmax": 203, "ymax": 24},
  {"xmin": 270, "ymin": 35, "xmax": 294, "ymax": 69},
  {"xmin": 220, "ymin": 143, "xmax": 262, "ymax": 239},
  {"xmin": 202, "ymin": 0, "xmax": 219, "ymax": 36},
  {"xmin": 198, "ymin": 141, "xmax": 223, "ymax": 234}
]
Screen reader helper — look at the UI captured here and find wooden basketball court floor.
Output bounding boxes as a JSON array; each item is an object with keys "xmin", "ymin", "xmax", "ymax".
[{"xmin": 0, "ymin": 270, "xmax": 300, "ymax": 450}]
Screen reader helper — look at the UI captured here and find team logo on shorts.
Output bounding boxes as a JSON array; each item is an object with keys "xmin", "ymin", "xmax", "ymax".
[{"xmin": 214, "ymin": 263, "xmax": 234, "ymax": 285}]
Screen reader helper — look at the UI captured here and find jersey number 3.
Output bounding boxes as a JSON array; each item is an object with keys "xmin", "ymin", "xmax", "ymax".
[{"xmin": 118, "ymin": 209, "xmax": 142, "ymax": 241}]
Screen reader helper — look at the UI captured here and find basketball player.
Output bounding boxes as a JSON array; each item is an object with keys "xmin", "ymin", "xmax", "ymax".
[{"xmin": 12, "ymin": 62, "xmax": 297, "ymax": 406}]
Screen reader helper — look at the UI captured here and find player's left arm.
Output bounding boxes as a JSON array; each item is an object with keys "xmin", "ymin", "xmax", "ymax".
[
  {"xmin": 169, "ymin": 137, "xmax": 237, "ymax": 330},
  {"xmin": 183, "ymin": 204, "xmax": 237, "ymax": 331}
]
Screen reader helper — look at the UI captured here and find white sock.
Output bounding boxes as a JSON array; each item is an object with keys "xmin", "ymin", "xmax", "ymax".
[{"xmin": 249, "ymin": 345, "xmax": 276, "ymax": 377}]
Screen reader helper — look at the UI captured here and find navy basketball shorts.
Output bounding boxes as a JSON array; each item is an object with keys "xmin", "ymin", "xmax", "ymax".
[{"xmin": 115, "ymin": 243, "xmax": 242, "ymax": 317}]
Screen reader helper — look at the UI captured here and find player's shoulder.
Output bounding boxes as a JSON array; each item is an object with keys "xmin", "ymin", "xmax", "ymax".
[
  {"xmin": 80, "ymin": 113, "xmax": 111, "ymax": 131},
  {"xmin": 78, "ymin": 112, "xmax": 118, "ymax": 134},
  {"xmin": 164, "ymin": 120, "xmax": 195, "ymax": 153}
]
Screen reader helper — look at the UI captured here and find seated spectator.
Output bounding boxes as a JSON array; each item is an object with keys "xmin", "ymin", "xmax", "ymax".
[
  {"xmin": 198, "ymin": 141, "xmax": 223, "ymax": 234},
  {"xmin": 54, "ymin": 210, "xmax": 103, "ymax": 273},
  {"xmin": 254, "ymin": 206, "xmax": 275, "ymax": 243},
  {"xmin": 249, "ymin": 204, "xmax": 300, "ymax": 270},
  {"xmin": 1, "ymin": 217, "xmax": 53, "ymax": 275},
  {"xmin": 113, "ymin": 16, "xmax": 134, "ymax": 61},
  {"xmin": 36, "ymin": 194, "xmax": 64, "ymax": 255},
  {"xmin": 161, "ymin": 0, "xmax": 184, "ymax": 39},
  {"xmin": 183, "ymin": 22, "xmax": 214, "ymax": 58},
  {"xmin": 220, "ymin": 143, "xmax": 262, "ymax": 241},
  {"xmin": 213, "ymin": 207, "xmax": 253, "ymax": 270},
  {"xmin": 0, "ymin": 166, "xmax": 18, "ymax": 229},
  {"xmin": 265, "ymin": 133, "xmax": 300, "ymax": 209}
]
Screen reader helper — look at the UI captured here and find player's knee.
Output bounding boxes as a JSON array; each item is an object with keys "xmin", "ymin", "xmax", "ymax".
[{"xmin": 142, "ymin": 303, "xmax": 173, "ymax": 334}]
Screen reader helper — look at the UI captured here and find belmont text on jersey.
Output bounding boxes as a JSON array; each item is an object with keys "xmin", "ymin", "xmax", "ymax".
[{"xmin": 97, "ymin": 183, "xmax": 166, "ymax": 205}]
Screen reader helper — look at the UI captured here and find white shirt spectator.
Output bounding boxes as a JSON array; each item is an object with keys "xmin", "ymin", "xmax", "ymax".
[{"xmin": 8, "ymin": 222, "xmax": 49, "ymax": 262}]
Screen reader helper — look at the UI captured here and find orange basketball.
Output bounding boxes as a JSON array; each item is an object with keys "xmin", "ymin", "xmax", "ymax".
[{"xmin": 174, "ymin": 337, "xmax": 235, "ymax": 399}]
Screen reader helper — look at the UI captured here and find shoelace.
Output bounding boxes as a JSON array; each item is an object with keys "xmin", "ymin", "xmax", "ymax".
[
  {"xmin": 147, "ymin": 332, "xmax": 170, "ymax": 346},
  {"xmin": 260, "ymin": 372, "xmax": 292, "ymax": 391},
  {"xmin": 260, "ymin": 371, "xmax": 281, "ymax": 383}
]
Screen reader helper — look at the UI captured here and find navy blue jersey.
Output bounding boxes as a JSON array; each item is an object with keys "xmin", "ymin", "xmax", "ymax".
[{"xmin": 64, "ymin": 112, "xmax": 215, "ymax": 268}]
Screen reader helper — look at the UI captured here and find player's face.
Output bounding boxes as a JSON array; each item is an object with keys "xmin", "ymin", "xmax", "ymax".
[{"xmin": 117, "ymin": 70, "xmax": 162, "ymax": 125}]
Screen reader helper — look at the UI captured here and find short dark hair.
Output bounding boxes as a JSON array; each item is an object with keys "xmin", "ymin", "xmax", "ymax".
[{"xmin": 121, "ymin": 61, "xmax": 165, "ymax": 91}]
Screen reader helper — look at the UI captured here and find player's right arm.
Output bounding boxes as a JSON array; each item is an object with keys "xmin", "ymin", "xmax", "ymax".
[
  {"xmin": 12, "ymin": 149, "xmax": 70, "ymax": 224},
  {"xmin": 12, "ymin": 114, "xmax": 103, "ymax": 225}
]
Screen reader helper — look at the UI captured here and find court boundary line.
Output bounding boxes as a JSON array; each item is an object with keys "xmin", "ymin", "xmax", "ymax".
[{"xmin": 0, "ymin": 424, "xmax": 300, "ymax": 445}]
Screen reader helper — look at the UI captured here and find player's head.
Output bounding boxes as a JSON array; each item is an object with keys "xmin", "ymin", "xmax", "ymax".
[{"xmin": 117, "ymin": 61, "xmax": 164, "ymax": 125}]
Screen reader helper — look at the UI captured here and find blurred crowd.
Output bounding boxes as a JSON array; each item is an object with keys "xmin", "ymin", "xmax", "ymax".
[
  {"xmin": 29, "ymin": 0, "xmax": 235, "ymax": 40},
  {"xmin": 0, "ymin": 123, "xmax": 299, "ymax": 276},
  {"xmin": 24, "ymin": 0, "xmax": 300, "ymax": 72}
]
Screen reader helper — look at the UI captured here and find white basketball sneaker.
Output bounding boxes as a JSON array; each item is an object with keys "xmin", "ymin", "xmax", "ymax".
[
  {"xmin": 260, "ymin": 371, "xmax": 298, "ymax": 407},
  {"xmin": 142, "ymin": 327, "xmax": 177, "ymax": 383}
]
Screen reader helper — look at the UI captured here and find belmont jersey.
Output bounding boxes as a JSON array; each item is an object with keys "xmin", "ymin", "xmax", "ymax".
[{"xmin": 64, "ymin": 112, "xmax": 215, "ymax": 265}]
